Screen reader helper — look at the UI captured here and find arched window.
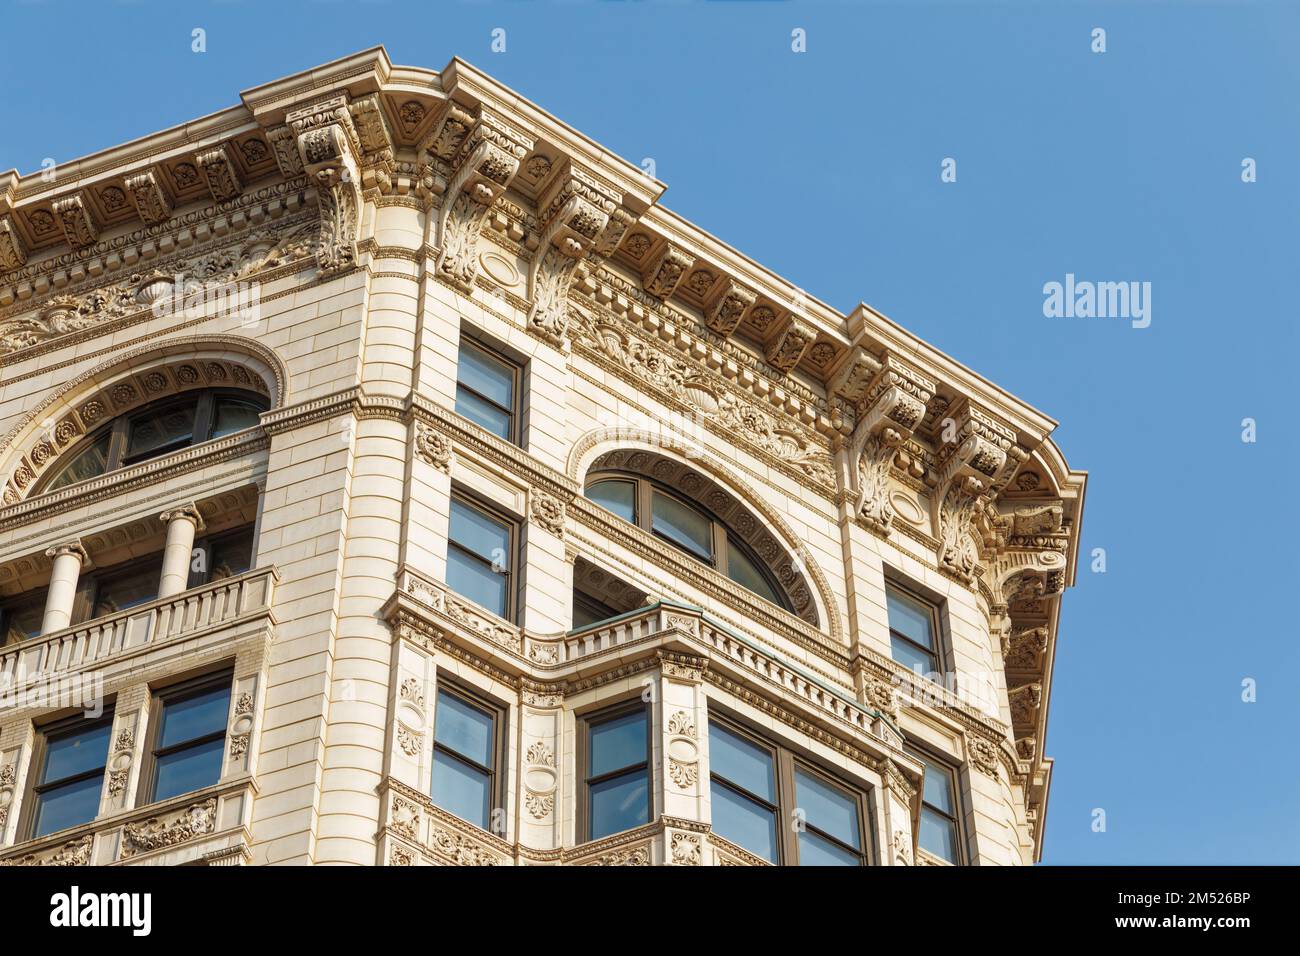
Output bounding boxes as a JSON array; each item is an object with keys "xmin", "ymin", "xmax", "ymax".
[
  {"xmin": 585, "ymin": 469, "xmax": 796, "ymax": 614},
  {"xmin": 37, "ymin": 389, "xmax": 268, "ymax": 493}
]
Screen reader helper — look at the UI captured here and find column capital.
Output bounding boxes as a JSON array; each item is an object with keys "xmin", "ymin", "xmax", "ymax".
[
  {"xmin": 44, "ymin": 540, "xmax": 89, "ymax": 565},
  {"xmin": 160, "ymin": 503, "xmax": 206, "ymax": 532}
]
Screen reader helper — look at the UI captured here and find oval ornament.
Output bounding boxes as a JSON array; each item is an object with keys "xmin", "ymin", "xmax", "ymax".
[
  {"xmin": 889, "ymin": 491, "xmax": 925, "ymax": 525},
  {"xmin": 479, "ymin": 251, "xmax": 521, "ymax": 288}
]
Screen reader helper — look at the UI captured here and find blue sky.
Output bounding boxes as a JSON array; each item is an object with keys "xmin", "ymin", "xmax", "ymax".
[{"xmin": 3, "ymin": 1, "xmax": 1296, "ymax": 864}]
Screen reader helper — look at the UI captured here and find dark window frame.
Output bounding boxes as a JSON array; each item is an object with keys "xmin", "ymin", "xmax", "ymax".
[
  {"xmin": 0, "ymin": 587, "xmax": 48, "ymax": 648},
  {"xmin": 21, "ymin": 709, "xmax": 115, "ymax": 841},
  {"xmin": 910, "ymin": 745, "xmax": 967, "ymax": 865},
  {"xmin": 578, "ymin": 699, "xmax": 653, "ymax": 844},
  {"xmin": 885, "ymin": 579, "xmax": 945, "ymax": 678},
  {"xmin": 429, "ymin": 678, "xmax": 507, "ymax": 835},
  {"xmin": 709, "ymin": 712, "xmax": 874, "ymax": 866},
  {"xmin": 140, "ymin": 669, "xmax": 234, "ymax": 805},
  {"xmin": 454, "ymin": 336, "xmax": 524, "ymax": 446},
  {"xmin": 445, "ymin": 489, "xmax": 520, "ymax": 623},
  {"xmin": 584, "ymin": 472, "xmax": 793, "ymax": 612},
  {"xmin": 36, "ymin": 388, "xmax": 268, "ymax": 495}
]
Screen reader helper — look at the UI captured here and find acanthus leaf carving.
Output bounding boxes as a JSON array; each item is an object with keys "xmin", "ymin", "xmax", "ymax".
[{"xmin": 288, "ymin": 97, "xmax": 363, "ymax": 278}]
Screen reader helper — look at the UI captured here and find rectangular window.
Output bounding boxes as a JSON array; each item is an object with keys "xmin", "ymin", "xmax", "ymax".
[
  {"xmin": 446, "ymin": 494, "xmax": 515, "ymax": 620},
  {"xmin": 455, "ymin": 337, "xmax": 521, "ymax": 444},
  {"xmin": 708, "ymin": 715, "xmax": 871, "ymax": 865},
  {"xmin": 886, "ymin": 582, "xmax": 941, "ymax": 678},
  {"xmin": 582, "ymin": 703, "xmax": 651, "ymax": 842},
  {"xmin": 430, "ymin": 683, "xmax": 501, "ymax": 832},
  {"xmin": 188, "ymin": 525, "xmax": 256, "ymax": 589},
  {"xmin": 0, "ymin": 591, "xmax": 46, "ymax": 647},
  {"xmin": 28, "ymin": 714, "xmax": 113, "ymax": 839},
  {"xmin": 916, "ymin": 753, "xmax": 963, "ymax": 864},
  {"xmin": 146, "ymin": 672, "xmax": 232, "ymax": 803}
]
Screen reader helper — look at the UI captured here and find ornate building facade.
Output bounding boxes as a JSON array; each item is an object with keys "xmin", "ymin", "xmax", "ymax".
[{"xmin": 0, "ymin": 49, "xmax": 1085, "ymax": 866}]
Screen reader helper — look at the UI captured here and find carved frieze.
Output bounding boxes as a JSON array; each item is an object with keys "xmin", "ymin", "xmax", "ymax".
[{"xmin": 120, "ymin": 797, "xmax": 217, "ymax": 858}]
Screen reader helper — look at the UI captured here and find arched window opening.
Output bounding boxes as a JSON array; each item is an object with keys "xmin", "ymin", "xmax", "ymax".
[
  {"xmin": 583, "ymin": 451, "xmax": 817, "ymax": 625},
  {"xmin": 38, "ymin": 389, "xmax": 267, "ymax": 493}
]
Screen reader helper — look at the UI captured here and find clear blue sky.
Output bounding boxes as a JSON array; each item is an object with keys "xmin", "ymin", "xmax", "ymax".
[{"xmin": 3, "ymin": 1, "xmax": 1296, "ymax": 865}]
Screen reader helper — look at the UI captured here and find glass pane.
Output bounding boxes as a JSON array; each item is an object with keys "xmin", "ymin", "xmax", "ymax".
[
  {"xmin": 919, "ymin": 806, "xmax": 959, "ymax": 863},
  {"xmin": 157, "ymin": 684, "xmax": 231, "ymax": 750},
  {"xmin": 446, "ymin": 548, "xmax": 508, "ymax": 617},
  {"xmin": 795, "ymin": 767, "xmax": 860, "ymax": 849},
  {"xmin": 651, "ymin": 491, "xmax": 713, "ymax": 560},
  {"xmin": 711, "ymin": 781, "xmax": 778, "ymax": 862},
  {"xmin": 211, "ymin": 399, "xmax": 262, "ymax": 439},
  {"xmin": 887, "ymin": 587, "xmax": 935, "ymax": 648},
  {"xmin": 589, "ymin": 770, "xmax": 649, "ymax": 840},
  {"xmin": 458, "ymin": 342, "xmax": 515, "ymax": 407},
  {"xmin": 434, "ymin": 691, "xmax": 494, "ymax": 768},
  {"xmin": 431, "ymin": 751, "xmax": 491, "ymax": 829},
  {"xmin": 455, "ymin": 387, "xmax": 512, "ymax": 439},
  {"xmin": 586, "ymin": 480, "xmax": 636, "ymax": 523},
  {"xmin": 125, "ymin": 400, "xmax": 197, "ymax": 459},
  {"xmin": 3, "ymin": 600, "xmax": 44, "ymax": 645},
  {"xmin": 709, "ymin": 723, "xmax": 775, "ymax": 801},
  {"xmin": 92, "ymin": 563, "xmax": 160, "ymax": 617},
  {"xmin": 152, "ymin": 736, "xmax": 224, "ymax": 802},
  {"xmin": 32, "ymin": 774, "xmax": 104, "ymax": 838},
  {"xmin": 589, "ymin": 709, "xmax": 647, "ymax": 777},
  {"xmin": 572, "ymin": 594, "xmax": 619, "ymax": 630},
  {"xmin": 798, "ymin": 830, "xmax": 860, "ymax": 866},
  {"xmin": 890, "ymin": 634, "xmax": 937, "ymax": 677},
  {"xmin": 727, "ymin": 543, "xmax": 782, "ymax": 605},
  {"xmin": 47, "ymin": 432, "xmax": 111, "ymax": 491},
  {"xmin": 43, "ymin": 721, "xmax": 111, "ymax": 783},
  {"xmin": 921, "ymin": 757, "xmax": 956, "ymax": 814},
  {"xmin": 209, "ymin": 528, "xmax": 254, "ymax": 580},
  {"xmin": 449, "ymin": 499, "xmax": 510, "ymax": 567}
]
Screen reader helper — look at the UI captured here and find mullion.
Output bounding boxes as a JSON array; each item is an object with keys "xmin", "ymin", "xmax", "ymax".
[
  {"xmin": 801, "ymin": 820, "xmax": 864, "ymax": 860},
  {"xmin": 433, "ymin": 741, "xmax": 493, "ymax": 779},
  {"xmin": 34, "ymin": 764, "xmax": 106, "ymax": 795},
  {"xmin": 457, "ymin": 381, "xmax": 513, "ymax": 422},
  {"xmin": 586, "ymin": 760, "xmax": 648, "ymax": 789},
  {"xmin": 447, "ymin": 540, "xmax": 506, "ymax": 575}
]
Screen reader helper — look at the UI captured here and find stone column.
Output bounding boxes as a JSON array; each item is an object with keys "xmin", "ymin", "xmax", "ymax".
[
  {"xmin": 41, "ymin": 541, "xmax": 89, "ymax": 635},
  {"xmin": 158, "ymin": 504, "xmax": 205, "ymax": 598}
]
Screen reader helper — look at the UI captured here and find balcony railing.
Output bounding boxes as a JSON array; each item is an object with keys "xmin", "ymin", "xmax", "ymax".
[{"xmin": 0, "ymin": 567, "xmax": 276, "ymax": 691}]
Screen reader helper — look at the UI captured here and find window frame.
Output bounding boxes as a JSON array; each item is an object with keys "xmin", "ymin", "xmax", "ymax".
[
  {"xmin": 428, "ymin": 678, "xmax": 507, "ymax": 835},
  {"xmin": 140, "ymin": 669, "xmax": 234, "ymax": 806},
  {"xmin": 885, "ymin": 579, "xmax": 945, "ymax": 678},
  {"xmin": 709, "ymin": 712, "xmax": 874, "ymax": 866},
  {"xmin": 21, "ymin": 709, "xmax": 115, "ymax": 841},
  {"xmin": 0, "ymin": 587, "xmax": 48, "ymax": 648},
  {"xmin": 445, "ymin": 489, "xmax": 520, "ymax": 623},
  {"xmin": 35, "ymin": 387, "xmax": 268, "ymax": 495},
  {"xmin": 454, "ymin": 336, "xmax": 523, "ymax": 446},
  {"xmin": 908, "ymin": 746, "xmax": 967, "ymax": 865},
  {"xmin": 584, "ymin": 471, "xmax": 793, "ymax": 613},
  {"xmin": 578, "ymin": 699, "xmax": 654, "ymax": 844}
]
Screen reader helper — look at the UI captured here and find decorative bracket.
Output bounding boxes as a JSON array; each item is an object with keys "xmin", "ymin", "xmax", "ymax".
[
  {"xmin": 195, "ymin": 145, "xmax": 243, "ymax": 202},
  {"xmin": 527, "ymin": 161, "xmax": 629, "ymax": 346},
  {"xmin": 347, "ymin": 93, "xmax": 397, "ymax": 194},
  {"xmin": 124, "ymin": 171, "xmax": 173, "ymax": 225},
  {"xmin": 0, "ymin": 215, "xmax": 26, "ymax": 270},
  {"xmin": 703, "ymin": 278, "xmax": 756, "ymax": 338},
  {"xmin": 932, "ymin": 398, "xmax": 1020, "ymax": 582},
  {"xmin": 845, "ymin": 353, "xmax": 933, "ymax": 536},
  {"xmin": 53, "ymin": 194, "xmax": 98, "ymax": 249},
  {"xmin": 434, "ymin": 107, "xmax": 531, "ymax": 293},
  {"xmin": 287, "ymin": 95, "xmax": 364, "ymax": 278},
  {"xmin": 641, "ymin": 241, "xmax": 695, "ymax": 298}
]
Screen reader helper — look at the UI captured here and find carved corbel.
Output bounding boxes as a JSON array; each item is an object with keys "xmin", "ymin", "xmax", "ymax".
[
  {"xmin": 1008, "ymin": 682, "xmax": 1042, "ymax": 730},
  {"xmin": 765, "ymin": 315, "xmax": 818, "ymax": 373},
  {"xmin": 1003, "ymin": 625, "xmax": 1049, "ymax": 670},
  {"xmin": 287, "ymin": 96, "xmax": 363, "ymax": 277},
  {"xmin": 347, "ymin": 93, "xmax": 397, "ymax": 194},
  {"xmin": 414, "ymin": 102, "xmax": 477, "ymax": 205},
  {"xmin": 932, "ymin": 399, "xmax": 1018, "ymax": 583},
  {"xmin": 526, "ymin": 164, "xmax": 624, "ymax": 346},
  {"xmin": 846, "ymin": 355, "xmax": 934, "ymax": 536},
  {"xmin": 703, "ymin": 278, "xmax": 757, "ymax": 337},
  {"xmin": 124, "ymin": 171, "xmax": 173, "ymax": 225},
  {"xmin": 0, "ymin": 215, "xmax": 26, "ymax": 270},
  {"xmin": 641, "ymin": 241, "xmax": 695, "ymax": 298},
  {"xmin": 265, "ymin": 124, "xmax": 304, "ymax": 178},
  {"xmin": 829, "ymin": 348, "xmax": 883, "ymax": 407},
  {"xmin": 52, "ymin": 194, "xmax": 98, "ymax": 249},
  {"xmin": 195, "ymin": 145, "xmax": 243, "ymax": 202},
  {"xmin": 435, "ymin": 110, "xmax": 531, "ymax": 292}
]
